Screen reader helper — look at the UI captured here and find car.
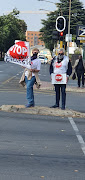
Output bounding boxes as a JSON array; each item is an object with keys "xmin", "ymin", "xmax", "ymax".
[{"xmin": 38, "ymin": 55, "xmax": 48, "ymax": 64}]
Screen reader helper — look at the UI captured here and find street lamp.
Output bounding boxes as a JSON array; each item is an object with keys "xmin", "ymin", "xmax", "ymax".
[
  {"xmin": 39, "ymin": 8, "xmax": 51, "ymax": 13},
  {"xmin": 38, "ymin": 0, "xmax": 57, "ymax": 5},
  {"xmin": 38, "ymin": 0, "xmax": 71, "ymax": 56},
  {"xmin": 38, "ymin": 0, "xmax": 58, "ymax": 11}
]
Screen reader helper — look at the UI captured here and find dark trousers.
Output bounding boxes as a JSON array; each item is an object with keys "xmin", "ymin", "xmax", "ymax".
[
  {"xmin": 54, "ymin": 84, "xmax": 66, "ymax": 108},
  {"xmin": 77, "ymin": 72, "xmax": 84, "ymax": 87}
]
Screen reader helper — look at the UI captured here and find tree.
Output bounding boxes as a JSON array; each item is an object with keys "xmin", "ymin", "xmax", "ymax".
[
  {"xmin": 40, "ymin": 11, "xmax": 59, "ymax": 51},
  {"xmin": 40, "ymin": 0, "xmax": 85, "ymax": 51},
  {"xmin": 0, "ymin": 8, "xmax": 27, "ymax": 58}
]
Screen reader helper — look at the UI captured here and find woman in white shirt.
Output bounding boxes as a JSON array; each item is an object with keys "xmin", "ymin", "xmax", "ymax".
[{"xmin": 25, "ymin": 48, "xmax": 41, "ymax": 108}]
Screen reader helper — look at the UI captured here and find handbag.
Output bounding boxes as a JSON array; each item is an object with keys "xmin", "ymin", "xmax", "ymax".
[{"xmin": 72, "ymin": 72, "xmax": 76, "ymax": 80}]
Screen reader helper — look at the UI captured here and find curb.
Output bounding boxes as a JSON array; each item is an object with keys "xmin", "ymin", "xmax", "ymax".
[
  {"xmin": 34, "ymin": 82, "xmax": 85, "ymax": 92},
  {"xmin": 0, "ymin": 105, "xmax": 85, "ymax": 118},
  {"xmin": 40, "ymin": 86, "xmax": 85, "ymax": 93}
]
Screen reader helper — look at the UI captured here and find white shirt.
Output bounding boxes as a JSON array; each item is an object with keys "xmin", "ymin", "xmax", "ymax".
[
  {"xmin": 25, "ymin": 58, "xmax": 41, "ymax": 77},
  {"xmin": 53, "ymin": 55, "xmax": 69, "ymax": 74}
]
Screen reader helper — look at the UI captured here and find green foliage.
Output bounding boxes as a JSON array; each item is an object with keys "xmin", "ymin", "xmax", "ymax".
[
  {"xmin": 74, "ymin": 48, "xmax": 82, "ymax": 54},
  {"xmin": 40, "ymin": 0, "xmax": 85, "ymax": 51},
  {"xmin": 0, "ymin": 8, "xmax": 27, "ymax": 53},
  {"xmin": 40, "ymin": 11, "xmax": 59, "ymax": 51}
]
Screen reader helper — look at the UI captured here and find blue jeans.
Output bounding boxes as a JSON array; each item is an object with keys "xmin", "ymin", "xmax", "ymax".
[
  {"xmin": 25, "ymin": 76, "xmax": 36, "ymax": 105},
  {"xmin": 54, "ymin": 84, "xmax": 66, "ymax": 108}
]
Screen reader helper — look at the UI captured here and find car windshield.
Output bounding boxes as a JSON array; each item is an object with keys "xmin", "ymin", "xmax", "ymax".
[{"xmin": 39, "ymin": 57, "xmax": 44, "ymax": 59}]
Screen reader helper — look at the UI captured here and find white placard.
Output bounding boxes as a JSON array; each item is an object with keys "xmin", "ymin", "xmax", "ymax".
[
  {"xmin": 51, "ymin": 73, "xmax": 66, "ymax": 84},
  {"xmin": 65, "ymin": 34, "xmax": 72, "ymax": 42}
]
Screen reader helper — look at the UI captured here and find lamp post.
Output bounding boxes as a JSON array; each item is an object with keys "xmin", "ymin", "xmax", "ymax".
[
  {"xmin": 67, "ymin": 0, "xmax": 71, "ymax": 57},
  {"xmin": 39, "ymin": 8, "xmax": 50, "ymax": 13},
  {"xmin": 38, "ymin": 0, "xmax": 71, "ymax": 55},
  {"xmin": 38, "ymin": 0, "xmax": 57, "ymax": 5}
]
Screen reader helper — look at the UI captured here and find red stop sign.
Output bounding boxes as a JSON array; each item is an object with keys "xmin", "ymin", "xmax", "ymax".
[
  {"xmin": 8, "ymin": 41, "xmax": 28, "ymax": 60},
  {"xmin": 55, "ymin": 74, "xmax": 63, "ymax": 81}
]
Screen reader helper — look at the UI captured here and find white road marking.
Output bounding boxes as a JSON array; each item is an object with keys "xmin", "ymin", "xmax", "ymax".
[{"xmin": 68, "ymin": 117, "xmax": 85, "ymax": 155}]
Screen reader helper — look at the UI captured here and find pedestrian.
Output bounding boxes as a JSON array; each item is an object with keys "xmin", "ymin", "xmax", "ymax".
[
  {"xmin": 49, "ymin": 48, "xmax": 72, "ymax": 110},
  {"xmin": 19, "ymin": 48, "xmax": 41, "ymax": 108},
  {"xmin": 75, "ymin": 55, "xmax": 84, "ymax": 88}
]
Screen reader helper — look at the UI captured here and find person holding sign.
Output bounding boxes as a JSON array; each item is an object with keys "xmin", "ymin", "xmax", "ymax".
[
  {"xmin": 49, "ymin": 48, "xmax": 72, "ymax": 110},
  {"xmin": 4, "ymin": 41, "xmax": 41, "ymax": 108},
  {"xmin": 24, "ymin": 48, "xmax": 41, "ymax": 108},
  {"xmin": 19, "ymin": 48, "xmax": 41, "ymax": 108}
]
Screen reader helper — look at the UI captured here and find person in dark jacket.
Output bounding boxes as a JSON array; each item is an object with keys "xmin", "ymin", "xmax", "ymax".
[
  {"xmin": 49, "ymin": 48, "xmax": 72, "ymax": 110},
  {"xmin": 75, "ymin": 55, "xmax": 84, "ymax": 88}
]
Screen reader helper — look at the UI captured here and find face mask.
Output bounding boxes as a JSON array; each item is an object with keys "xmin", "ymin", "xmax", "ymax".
[
  {"xmin": 31, "ymin": 52, "xmax": 38, "ymax": 60},
  {"xmin": 33, "ymin": 52, "xmax": 38, "ymax": 56},
  {"xmin": 58, "ymin": 53, "xmax": 64, "ymax": 61}
]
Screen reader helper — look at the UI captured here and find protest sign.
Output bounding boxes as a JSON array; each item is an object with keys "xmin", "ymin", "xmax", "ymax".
[
  {"xmin": 4, "ymin": 40, "xmax": 31, "ymax": 67},
  {"xmin": 51, "ymin": 73, "xmax": 66, "ymax": 84}
]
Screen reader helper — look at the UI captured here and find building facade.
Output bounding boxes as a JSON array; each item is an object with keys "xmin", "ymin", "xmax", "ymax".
[{"xmin": 26, "ymin": 31, "xmax": 45, "ymax": 47}]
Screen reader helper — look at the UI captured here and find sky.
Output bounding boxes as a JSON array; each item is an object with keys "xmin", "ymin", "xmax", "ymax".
[{"xmin": 0, "ymin": 0, "xmax": 85, "ymax": 31}]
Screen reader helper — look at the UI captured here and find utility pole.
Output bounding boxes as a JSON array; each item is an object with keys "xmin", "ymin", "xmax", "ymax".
[{"xmin": 67, "ymin": 0, "xmax": 71, "ymax": 57}]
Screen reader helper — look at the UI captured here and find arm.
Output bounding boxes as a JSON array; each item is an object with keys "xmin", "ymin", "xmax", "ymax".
[
  {"xmin": 30, "ymin": 69, "xmax": 40, "ymax": 73},
  {"xmin": 49, "ymin": 57, "xmax": 55, "ymax": 75},
  {"xmin": 67, "ymin": 61, "xmax": 72, "ymax": 77},
  {"xmin": 30, "ymin": 59, "xmax": 41, "ymax": 73}
]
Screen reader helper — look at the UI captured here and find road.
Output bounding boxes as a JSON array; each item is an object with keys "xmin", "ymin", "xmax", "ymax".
[
  {"xmin": 0, "ymin": 111, "xmax": 85, "ymax": 180},
  {"xmin": 0, "ymin": 61, "xmax": 78, "ymax": 84},
  {"xmin": 0, "ymin": 61, "xmax": 85, "ymax": 179},
  {"xmin": 0, "ymin": 61, "xmax": 85, "ymax": 112}
]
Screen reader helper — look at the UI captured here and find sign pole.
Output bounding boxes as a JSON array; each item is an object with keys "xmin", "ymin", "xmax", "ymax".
[{"xmin": 60, "ymin": 41, "xmax": 63, "ymax": 48}]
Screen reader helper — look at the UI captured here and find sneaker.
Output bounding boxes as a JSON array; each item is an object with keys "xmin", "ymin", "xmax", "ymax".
[
  {"xmin": 50, "ymin": 105, "xmax": 59, "ymax": 108},
  {"xmin": 25, "ymin": 104, "xmax": 35, "ymax": 108}
]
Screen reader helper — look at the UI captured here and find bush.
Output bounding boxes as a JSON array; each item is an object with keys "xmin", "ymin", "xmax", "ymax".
[{"xmin": 74, "ymin": 48, "xmax": 81, "ymax": 54}]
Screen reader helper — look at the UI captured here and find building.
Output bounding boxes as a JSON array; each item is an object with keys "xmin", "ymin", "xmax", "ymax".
[{"xmin": 26, "ymin": 31, "xmax": 45, "ymax": 47}]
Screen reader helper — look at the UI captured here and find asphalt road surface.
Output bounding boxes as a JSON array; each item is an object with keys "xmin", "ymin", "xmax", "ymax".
[
  {"xmin": 0, "ymin": 111, "xmax": 85, "ymax": 180},
  {"xmin": 0, "ymin": 61, "xmax": 78, "ymax": 85},
  {"xmin": 0, "ymin": 61, "xmax": 85, "ymax": 180},
  {"xmin": 0, "ymin": 61, "xmax": 85, "ymax": 113}
]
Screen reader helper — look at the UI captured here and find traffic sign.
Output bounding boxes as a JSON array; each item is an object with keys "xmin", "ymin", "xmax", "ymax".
[
  {"xmin": 77, "ymin": 36, "xmax": 85, "ymax": 40},
  {"xmin": 76, "ymin": 25, "xmax": 85, "ymax": 43},
  {"xmin": 78, "ymin": 25, "xmax": 85, "ymax": 36},
  {"xmin": 65, "ymin": 34, "xmax": 72, "ymax": 42}
]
